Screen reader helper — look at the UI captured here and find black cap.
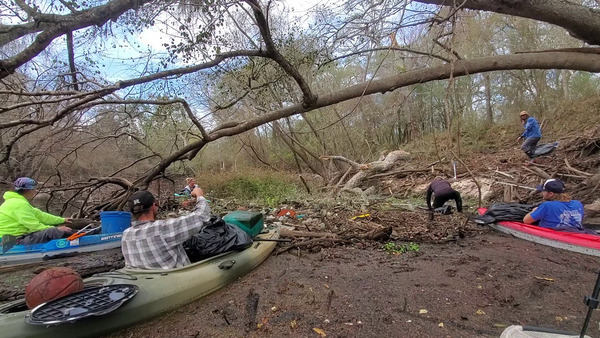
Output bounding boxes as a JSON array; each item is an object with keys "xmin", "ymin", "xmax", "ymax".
[
  {"xmin": 535, "ymin": 179, "xmax": 565, "ymax": 193},
  {"xmin": 128, "ymin": 190, "xmax": 155, "ymax": 214}
]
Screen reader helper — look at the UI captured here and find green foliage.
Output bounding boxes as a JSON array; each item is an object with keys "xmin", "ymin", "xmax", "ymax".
[
  {"xmin": 220, "ymin": 177, "xmax": 298, "ymax": 207},
  {"xmin": 198, "ymin": 170, "xmax": 301, "ymax": 207},
  {"xmin": 381, "ymin": 242, "xmax": 420, "ymax": 255}
]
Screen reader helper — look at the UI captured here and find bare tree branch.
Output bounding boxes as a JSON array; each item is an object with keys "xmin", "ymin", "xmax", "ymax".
[
  {"xmin": 244, "ymin": 0, "xmax": 317, "ymax": 107},
  {"xmin": 65, "ymin": 31, "xmax": 79, "ymax": 91},
  {"xmin": 320, "ymin": 47, "xmax": 452, "ymax": 67},
  {"xmin": 0, "ymin": 0, "xmax": 156, "ymax": 78}
]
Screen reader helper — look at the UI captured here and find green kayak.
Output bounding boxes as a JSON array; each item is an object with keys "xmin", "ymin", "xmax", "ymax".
[{"xmin": 0, "ymin": 228, "xmax": 279, "ymax": 338}]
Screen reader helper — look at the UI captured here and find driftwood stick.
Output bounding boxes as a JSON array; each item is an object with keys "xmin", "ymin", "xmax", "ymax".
[
  {"xmin": 556, "ymin": 173, "xmax": 590, "ymax": 179},
  {"xmin": 357, "ymin": 220, "xmax": 386, "ymax": 230},
  {"xmin": 280, "ymin": 229, "xmax": 336, "ymax": 238},
  {"xmin": 299, "ymin": 175, "xmax": 311, "ymax": 194},
  {"xmin": 427, "ymin": 158, "xmax": 445, "ymax": 167},
  {"xmin": 495, "ymin": 181, "xmax": 537, "ymax": 191},
  {"xmin": 320, "ymin": 155, "xmax": 361, "ymax": 168},
  {"xmin": 336, "ymin": 166, "xmax": 354, "ymax": 187},
  {"xmin": 450, "ymin": 151, "xmax": 482, "ymax": 208},
  {"xmin": 369, "ymin": 168, "xmax": 430, "ymax": 179},
  {"xmin": 494, "ymin": 170, "xmax": 515, "ymax": 179},
  {"xmin": 521, "ymin": 165, "xmax": 551, "ymax": 179},
  {"xmin": 564, "ymin": 158, "xmax": 593, "ymax": 177}
]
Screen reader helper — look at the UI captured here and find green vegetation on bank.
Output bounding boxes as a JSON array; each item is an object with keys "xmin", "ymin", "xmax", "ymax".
[
  {"xmin": 196, "ymin": 170, "xmax": 302, "ymax": 207},
  {"xmin": 381, "ymin": 242, "xmax": 421, "ymax": 255}
]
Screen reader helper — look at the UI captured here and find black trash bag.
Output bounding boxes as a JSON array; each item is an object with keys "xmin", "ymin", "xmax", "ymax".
[
  {"xmin": 533, "ymin": 142, "xmax": 559, "ymax": 158},
  {"xmin": 183, "ymin": 215, "xmax": 253, "ymax": 262},
  {"xmin": 471, "ymin": 203, "xmax": 538, "ymax": 225}
]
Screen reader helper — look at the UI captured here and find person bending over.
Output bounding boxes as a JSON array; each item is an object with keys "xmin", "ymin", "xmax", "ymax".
[{"xmin": 426, "ymin": 178, "xmax": 463, "ymax": 213}]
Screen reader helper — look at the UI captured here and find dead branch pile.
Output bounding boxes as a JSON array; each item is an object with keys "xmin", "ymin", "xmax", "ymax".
[{"xmin": 275, "ymin": 209, "xmax": 483, "ymax": 255}]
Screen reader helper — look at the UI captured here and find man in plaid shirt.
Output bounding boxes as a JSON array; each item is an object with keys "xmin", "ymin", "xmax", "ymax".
[{"xmin": 122, "ymin": 187, "xmax": 210, "ymax": 269}]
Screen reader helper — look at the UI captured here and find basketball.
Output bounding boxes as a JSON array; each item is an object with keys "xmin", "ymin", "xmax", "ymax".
[{"xmin": 25, "ymin": 267, "xmax": 84, "ymax": 309}]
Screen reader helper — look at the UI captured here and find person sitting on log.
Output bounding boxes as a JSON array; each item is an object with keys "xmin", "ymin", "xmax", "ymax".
[
  {"xmin": 523, "ymin": 179, "xmax": 585, "ymax": 232},
  {"xmin": 122, "ymin": 187, "xmax": 210, "ymax": 269},
  {"xmin": 426, "ymin": 177, "xmax": 463, "ymax": 213},
  {"xmin": 0, "ymin": 177, "xmax": 73, "ymax": 245}
]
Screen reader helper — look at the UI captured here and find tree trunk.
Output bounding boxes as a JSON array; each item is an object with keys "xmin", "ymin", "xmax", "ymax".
[{"xmin": 484, "ymin": 73, "xmax": 493, "ymax": 123}]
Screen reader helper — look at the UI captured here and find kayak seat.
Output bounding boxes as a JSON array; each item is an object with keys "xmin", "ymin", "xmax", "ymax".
[{"xmin": 25, "ymin": 284, "xmax": 138, "ymax": 326}]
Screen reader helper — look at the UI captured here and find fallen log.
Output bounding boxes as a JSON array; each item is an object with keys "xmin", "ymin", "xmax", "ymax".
[
  {"xmin": 276, "ymin": 238, "xmax": 352, "ymax": 254},
  {"xmin": 280, "ymin": 229, "xmax": 336, "ymax": 238},
  {"xmin": 322, "ymin": 150, "xmax": 410, "ymax": 189},
  {"xmin": 277, "ymin": 226, "xmax": 393, "ymax": 254}
]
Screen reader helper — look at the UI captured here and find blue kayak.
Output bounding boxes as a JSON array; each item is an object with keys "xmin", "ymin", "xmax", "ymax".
[{"xmin": 0, "ymin": 232, "xmax": 123, "ymax": 265}]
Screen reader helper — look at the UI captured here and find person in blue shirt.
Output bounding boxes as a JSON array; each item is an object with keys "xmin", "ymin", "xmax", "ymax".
[
  {"xmin": 517, "ymin": 111, "xmax": 542, "ymax": 162},
  {"xmin": 523, "ymin": 179, "xmax": 584, "ymax": 231}
]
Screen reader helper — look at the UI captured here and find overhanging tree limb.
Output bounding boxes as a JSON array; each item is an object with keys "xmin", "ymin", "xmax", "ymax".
[
  {"xmin": 244, "ymin": 0, "xmax": 317, "ymax": 107},
  {"xmin": 416, "ymin": 0, "xmax": 600, "ymax": 45},
  {"xmin": 0, "ymin": 0, "xmax": 156, "ymax": 78},
  {"xmin": 139, "ymin": 50, "xmax": 600, "ymax": 187},
  {"xmin": 209, "ymin": 51, "xmax": 600, "ymax": 140}
]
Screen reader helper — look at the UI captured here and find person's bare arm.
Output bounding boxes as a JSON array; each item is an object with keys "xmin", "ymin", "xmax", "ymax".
[
  {"xmin": 191, "ymin": 187, "xmax": 204, "ymax": 198},
  {"xmin": 523, "ymin": 207, "xmax": 538, "ymax": 224}
]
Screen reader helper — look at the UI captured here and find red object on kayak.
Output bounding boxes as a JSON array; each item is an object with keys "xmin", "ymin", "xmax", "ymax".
[{"xmin": 478, "ymin": 208, "xmax": 600, "ymax": 254}]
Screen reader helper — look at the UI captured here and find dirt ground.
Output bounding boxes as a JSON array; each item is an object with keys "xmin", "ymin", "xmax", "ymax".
[
  {"xmin": 106, "ymin": 226, "xmax": 600, "ymax": 338},
  {"xmin": 3, "ymin": 210, "xmax": 600, "ymax": 338}
]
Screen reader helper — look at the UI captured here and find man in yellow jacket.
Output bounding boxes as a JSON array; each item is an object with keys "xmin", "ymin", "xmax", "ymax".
[{"xmin": 0, "ymin": 177, "xmax": 72, "ymax": 245}]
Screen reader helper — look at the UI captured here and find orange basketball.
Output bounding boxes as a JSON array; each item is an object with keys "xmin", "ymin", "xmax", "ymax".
[{"xmin": 25, "ymin": 267, "xmax": 84, "ymax": 309}]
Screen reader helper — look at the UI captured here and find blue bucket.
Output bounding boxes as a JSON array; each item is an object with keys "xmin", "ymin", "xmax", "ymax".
[{"xmin": 100, "ymin": 211, "xmax": 132, "ymax": 234}]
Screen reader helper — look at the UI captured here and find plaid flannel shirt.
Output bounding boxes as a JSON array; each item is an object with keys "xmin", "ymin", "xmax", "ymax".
[{"xmin": 121, "ymin": 196, "xmax": 210, "ymax": 269}]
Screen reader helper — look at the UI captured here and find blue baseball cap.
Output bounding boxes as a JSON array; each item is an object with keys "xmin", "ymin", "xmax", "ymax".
[
  {"xmin": 14, "ymin": 177, "xmax": 37, "ymax": 191},
  {"xmin": 536, "ymin": 179, "xmax": 565, "ymax": 193}
]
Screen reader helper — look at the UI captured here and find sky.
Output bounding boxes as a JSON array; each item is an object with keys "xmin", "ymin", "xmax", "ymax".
[
  {"xmin": 136, "ymin": 0, "xmax": 332, "ymax": 54},
  {"xmin": 101, "ymin": 0, "xmax": 341, "ymax": 85},
  {"xmin": 93, "ymin": 0, "xmax": 342, "ymax": 120},
  {"xmin": 101, "ymin": 0, "xmax": 333, "ymax": 80}
]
